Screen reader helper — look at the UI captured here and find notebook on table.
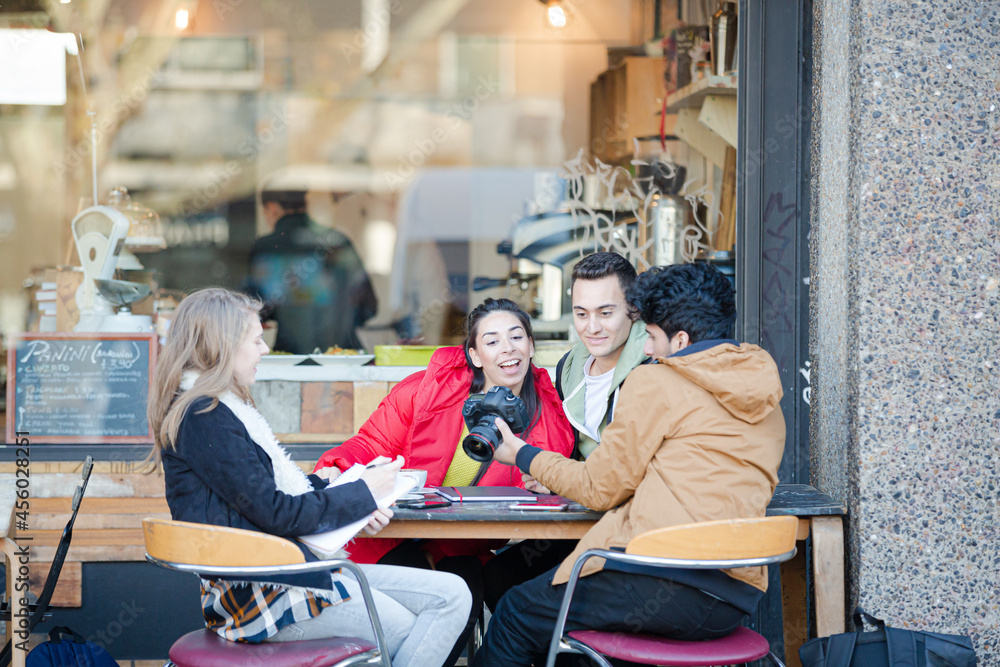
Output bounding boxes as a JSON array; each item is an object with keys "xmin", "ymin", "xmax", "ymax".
[{"xmin": 434, "ymin": 486, "xmax": 538, "ymax": 502}]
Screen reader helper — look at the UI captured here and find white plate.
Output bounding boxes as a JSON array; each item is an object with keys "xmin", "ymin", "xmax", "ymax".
[
  {"xmin": 307, "ymin": 354, "xmax": 375, "ymax": 366},
  {"xmin": 397, "ymin": 493, "xmax": 424, "ymax": 502},
  {"xmin": 258, "ymin": 354, "xmax": 374, "ymax": 367},
  {"xmin": 258, "ymin": 355, "xmax": 310, "ymax": 366}
]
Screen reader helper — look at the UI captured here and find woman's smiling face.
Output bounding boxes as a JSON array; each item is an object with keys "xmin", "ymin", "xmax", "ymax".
[{"xmin": 467, "ymin": 311, "xmax": 535, "ymax": 395}]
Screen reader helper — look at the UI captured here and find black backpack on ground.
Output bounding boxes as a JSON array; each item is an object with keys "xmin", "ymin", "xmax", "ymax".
[{"xmin": 799, "ymin": 608, "xmax": 976, "ymax": 667}]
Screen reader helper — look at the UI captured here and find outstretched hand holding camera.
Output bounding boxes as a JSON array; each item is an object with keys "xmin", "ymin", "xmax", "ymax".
[
  {"xmin": 492, "ymin": 418, "xmax": 528, "ymax": 465},
  {"xmin": 461, "ymin": 386, "xmax": 531, "ymax": 462}
]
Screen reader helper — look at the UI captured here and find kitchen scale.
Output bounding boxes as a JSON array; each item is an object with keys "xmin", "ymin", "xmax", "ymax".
[
  {"xmin": 64, "ymin": 26, "xmax": 164, "ymax": 334},
  {"xmin": 94, "ymin": 279, "xmax": 153, "ymax": 332},
  {"xmin": 71, "ymin": 204, "xmax": 153, "ymax": 332}
]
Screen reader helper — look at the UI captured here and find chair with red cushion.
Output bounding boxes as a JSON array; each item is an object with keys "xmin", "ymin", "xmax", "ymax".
[
  {"xmin": 143, "ymin": 518, "xmax": 389, "ymax": 667},
  {"xmin": 544, "ymin": 516, "xmax": 800, "ymax": 667}
]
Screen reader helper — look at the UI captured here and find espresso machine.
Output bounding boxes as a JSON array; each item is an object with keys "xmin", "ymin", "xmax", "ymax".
[
  {"xmin": 481, "ymin": 162, "xmax": 691, "ymax": 333},
  {"xmin": 501, "ymin": 206, "xmax": 640, "ymax": 322}
]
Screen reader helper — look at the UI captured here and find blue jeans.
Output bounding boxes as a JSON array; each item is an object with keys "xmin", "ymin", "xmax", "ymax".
[
  {"xmin": 472, "ymin": 566, "xmax": 746, "ymax": 667},
  {"xmin": 267, "ymin": 563, "xmax": 472, "ymax": 667},
  {"xmin": 377, "ymin": 539, "xmax": 485, "ymax": 667}
]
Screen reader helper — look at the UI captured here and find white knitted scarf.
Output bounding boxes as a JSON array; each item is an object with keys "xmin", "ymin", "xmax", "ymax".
[{"xmin": 179, "ymin": 372, "xmax": 314, "ymax": 496}]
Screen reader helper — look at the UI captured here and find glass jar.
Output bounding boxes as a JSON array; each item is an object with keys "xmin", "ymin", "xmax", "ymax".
[{"xmin": 107, "ymin": 186, "xmax": 166, "ymax": 253}]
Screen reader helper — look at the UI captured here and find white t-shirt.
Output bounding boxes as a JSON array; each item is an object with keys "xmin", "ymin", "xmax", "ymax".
[{"xmin": 582, "ymin": 356, "xmax": 616, "ymax": 442}]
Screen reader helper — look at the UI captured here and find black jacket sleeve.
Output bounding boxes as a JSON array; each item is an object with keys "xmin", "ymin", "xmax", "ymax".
[{"xmin": 170, "ymin": 399, "xmax": 377, "ymax": 538}]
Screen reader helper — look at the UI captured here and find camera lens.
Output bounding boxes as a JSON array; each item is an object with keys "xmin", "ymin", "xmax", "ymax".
[{"xmin": 463, "ymin": 421, "xmax": 499, "ymax": 462}]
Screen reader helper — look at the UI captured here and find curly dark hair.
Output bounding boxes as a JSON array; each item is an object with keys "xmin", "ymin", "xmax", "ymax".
[
  {"xmin": 626, "ymin": 263, "xmax": 736, "ymax": 343},
  {"xmin": 571, "ymin": 251, "xmax": 638, "ymax": 295}
]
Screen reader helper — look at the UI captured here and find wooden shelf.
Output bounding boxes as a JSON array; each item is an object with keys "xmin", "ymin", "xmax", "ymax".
[
  {"xmin": 589, "ymin": 56, "xmax": 666, "ymax": 163},
  {"xmin": 665, "ymin": 74, "xmax": 737, "ymax": 113}
]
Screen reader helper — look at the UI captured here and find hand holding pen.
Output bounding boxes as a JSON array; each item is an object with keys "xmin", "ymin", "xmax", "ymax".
[{"xmin": 360, "ymin": 455, "xmax": 404, "ymax": 498}]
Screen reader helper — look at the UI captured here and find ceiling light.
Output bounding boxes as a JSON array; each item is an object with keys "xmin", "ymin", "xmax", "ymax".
[
  {"xmin": 546, "ymin": 0, "xmax": 567, "ymax": 28},
  {"xmin": 175, "ymin": 9, "xmax": 189, "ymax": 31}
]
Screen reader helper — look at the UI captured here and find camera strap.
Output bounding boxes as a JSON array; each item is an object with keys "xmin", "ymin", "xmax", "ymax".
[{"xmin": 470, "ymin": 460, "xmax": 491, "ymax": 487}]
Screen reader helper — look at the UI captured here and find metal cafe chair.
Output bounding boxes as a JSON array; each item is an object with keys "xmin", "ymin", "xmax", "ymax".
[
  {"xmin": 545, "ymin": 516, "xmax": 800, "ymax": 667},
  {"xmin": 142, "ymin": 518, "xmax": 390, "ymax": 667},
  {"xmin": 1, "ymin": 456, "xmax": 94, "ymax": 667}
]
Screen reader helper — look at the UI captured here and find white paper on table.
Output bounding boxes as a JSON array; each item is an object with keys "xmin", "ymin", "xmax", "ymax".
[{"xmin": 298, "ymin": 464, "xmax": 417, "ymax": 556}]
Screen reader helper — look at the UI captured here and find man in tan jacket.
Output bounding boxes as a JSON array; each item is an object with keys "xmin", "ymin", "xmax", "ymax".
[{"xmin": 472, "ymin": 262, "xmax": 786, "ymax": 667}]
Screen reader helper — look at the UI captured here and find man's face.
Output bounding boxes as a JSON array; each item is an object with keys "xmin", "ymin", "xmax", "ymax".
[
  {"xmin": 643, "ymin": 323, "xmax": 688, "ymax": 358},
  {"xmin": 262, "ymin": 201, "xmax": 286, "ymax": 229},
  {"xmin": 572, "ymin": 276, "xmax": 634, "ymax": 362}
]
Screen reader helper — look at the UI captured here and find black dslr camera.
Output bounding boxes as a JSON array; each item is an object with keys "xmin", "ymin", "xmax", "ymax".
[{"xmin": 461, "ymin": 386, "xmax": 531, "ymax": 462}]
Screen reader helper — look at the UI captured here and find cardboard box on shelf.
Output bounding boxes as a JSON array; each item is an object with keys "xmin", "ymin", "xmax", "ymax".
[{"xmin": 54, "ymin": 267, "xmax": 84, "ymax": 332}]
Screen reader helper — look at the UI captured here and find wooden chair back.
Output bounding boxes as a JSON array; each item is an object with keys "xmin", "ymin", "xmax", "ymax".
[
  {"xmin": 142, "ymin": 518, "xmax": 306, "ymax": 568},
  {"xmin": 626, "ymin": 516, "xmax": 799, "ymax": 561}
]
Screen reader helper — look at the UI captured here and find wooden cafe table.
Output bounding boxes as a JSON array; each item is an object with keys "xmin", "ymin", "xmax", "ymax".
[{"xmin": 377, "ymin": 483, "xmax": 846, "ymax": 659}]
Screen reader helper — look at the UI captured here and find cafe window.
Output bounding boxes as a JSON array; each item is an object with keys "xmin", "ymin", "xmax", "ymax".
[{"xmin": 1, "ymin": 0, "xmax": 758, "ymax": 352}]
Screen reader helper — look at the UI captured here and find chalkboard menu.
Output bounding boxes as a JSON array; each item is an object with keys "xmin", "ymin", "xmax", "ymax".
[{"xmin": 5, "ymin": 333, "xmax": 157, "ymax": 444}]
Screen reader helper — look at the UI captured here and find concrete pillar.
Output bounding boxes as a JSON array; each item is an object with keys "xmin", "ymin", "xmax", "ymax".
[{"xmin": 811, "ymin": 0, "xmax": 1000, "ymax": 658}]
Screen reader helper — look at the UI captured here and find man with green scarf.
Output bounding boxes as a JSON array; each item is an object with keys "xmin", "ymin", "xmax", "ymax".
[
  {"xmin": 483, "ymin": 251, "xmax": 648, "ymax": 611},
  {"xmin": 554, "ymin": 251, "xmax": 649, "ymax": 460}
]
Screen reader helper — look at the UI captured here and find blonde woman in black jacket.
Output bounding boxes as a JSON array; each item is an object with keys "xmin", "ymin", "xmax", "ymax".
[{"xmin": 148, "ymin": 287, "xmax": 470, "ymax": 666}]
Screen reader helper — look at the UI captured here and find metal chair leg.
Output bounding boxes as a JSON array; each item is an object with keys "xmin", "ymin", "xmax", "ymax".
[
  {"xmin": 335, "ymin": 561, "xmax": 392, "ymax": 667},
  {"xmin": 465, "ymin": 604, "xmax": 484, "ymax": 662},
  {"xmin": 766, "ymin": 650, "xmax": 787, "ymax": 667},
  {"xmin": 544, "ymin": 550, "xmax": 606, "ymax": 667}
]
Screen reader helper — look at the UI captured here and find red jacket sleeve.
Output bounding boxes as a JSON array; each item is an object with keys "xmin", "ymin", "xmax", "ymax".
[{"xmin": 314, "ymin": 371, "xmax": 424, "ymax": 472}]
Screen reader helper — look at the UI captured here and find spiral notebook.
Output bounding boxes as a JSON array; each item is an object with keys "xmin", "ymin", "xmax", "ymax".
[{"xmin": 298, "ymin": 464, "xmax": 417, "ymax": 556}]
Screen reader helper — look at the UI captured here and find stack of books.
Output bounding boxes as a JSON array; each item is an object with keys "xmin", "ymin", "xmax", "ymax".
[{"xmin": 36, "ymin": 281, "xmax": 57, "ymax": 332}]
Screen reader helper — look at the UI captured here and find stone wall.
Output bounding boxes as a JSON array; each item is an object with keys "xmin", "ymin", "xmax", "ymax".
[
  {"xmin": 811, "ymin": 0, "xmax": 1000, "ymax": 659},
  {"xmin": 249, "ymin": 379, "xmax": 394, "ymax": 441}
]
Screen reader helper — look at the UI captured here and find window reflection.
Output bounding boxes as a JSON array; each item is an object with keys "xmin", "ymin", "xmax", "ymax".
[{"xmin": 2, "ymin": 1, "xmax": 729, "ymax": 350}]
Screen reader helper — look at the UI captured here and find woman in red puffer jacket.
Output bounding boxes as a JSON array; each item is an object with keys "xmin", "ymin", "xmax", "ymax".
[{"xmin": 314, "ymin": 298, "xmax": 573, "ymax": 666}]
